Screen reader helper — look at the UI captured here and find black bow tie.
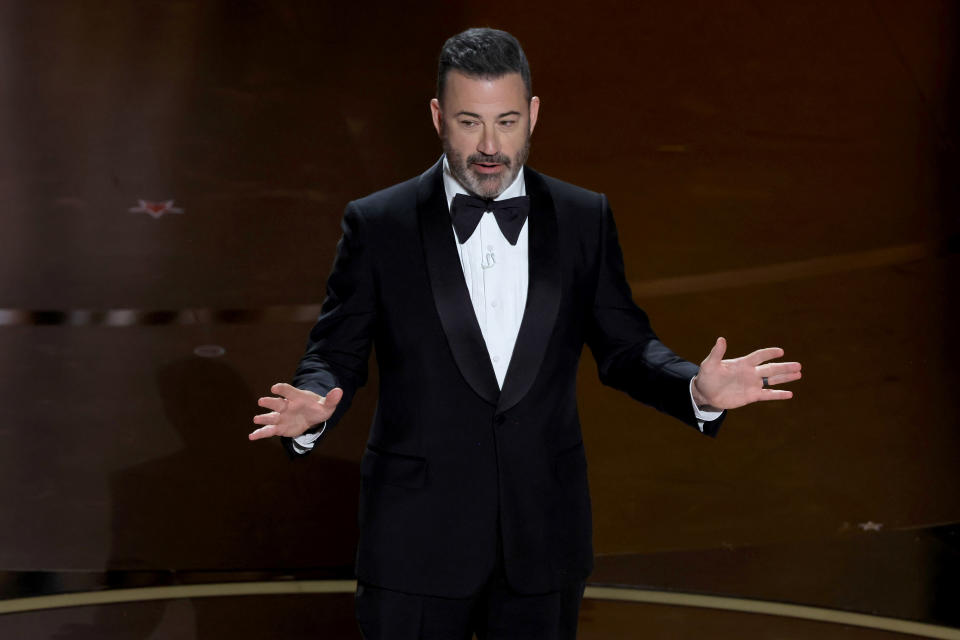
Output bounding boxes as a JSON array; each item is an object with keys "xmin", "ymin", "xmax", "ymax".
[{"xmin": 450, "ymin": 193, "xmax": 530, "ymax": 245}]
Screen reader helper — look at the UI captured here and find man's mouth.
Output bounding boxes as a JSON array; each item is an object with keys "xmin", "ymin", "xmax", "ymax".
[{"xmin": 472, "ymin": 162, "xmax": 503, "ymax": 174}]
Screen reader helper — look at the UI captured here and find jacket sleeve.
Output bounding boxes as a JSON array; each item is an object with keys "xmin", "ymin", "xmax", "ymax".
[
  {"xmin": 585, "ymin": 194, "xmax": 724, "ymax": 436},
  {"xmin": 283, "ymin": 202, "xmax": 378, "ymax": 456}
]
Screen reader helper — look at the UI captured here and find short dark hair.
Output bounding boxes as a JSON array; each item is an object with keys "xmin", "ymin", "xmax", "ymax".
[{"xmin": 436, "ymin": 28, "xmax": 532, "ymax": 104}]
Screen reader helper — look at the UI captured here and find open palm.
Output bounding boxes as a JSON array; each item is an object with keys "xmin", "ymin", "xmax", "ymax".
[
  {"xmin": 249, "ymin": 383, "xmax": 343, "ymax": 440},
  {"xmin": 692, "ymin": 337, "xmax": 801, "ymax": 410}
]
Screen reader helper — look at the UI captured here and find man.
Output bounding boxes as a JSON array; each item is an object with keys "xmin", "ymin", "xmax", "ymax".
[{"xmin": 250, "ymin": 28, "xmax": 800, "ymax": 639}]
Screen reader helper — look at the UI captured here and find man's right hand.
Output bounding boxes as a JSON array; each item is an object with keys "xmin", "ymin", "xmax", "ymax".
[{"xmin": 249, "ymin": 383, "xmax": 344, "ymax": 440}]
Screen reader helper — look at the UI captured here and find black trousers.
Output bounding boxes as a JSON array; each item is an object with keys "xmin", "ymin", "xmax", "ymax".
[{"xmin": 355, "ymin": 560, "xmax": 585, "ymax": 639}]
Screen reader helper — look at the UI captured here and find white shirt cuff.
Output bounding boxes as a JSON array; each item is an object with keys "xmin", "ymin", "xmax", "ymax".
[
  {"xmin": 689, "ymin": 379, "xmax": 723, "ymax": 432},
  {"xmin": 291, "ymin": 422, "xmax": 326, "ymax": 452}
]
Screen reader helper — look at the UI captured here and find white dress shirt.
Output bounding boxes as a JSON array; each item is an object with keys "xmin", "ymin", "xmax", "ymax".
[
  {"xmin": 443, "ymin": 158, "xmax": 528, "ymax": 388},
  {"xmin": 292, "ymin": 158, "xmax": 719, "ymax": 450}
]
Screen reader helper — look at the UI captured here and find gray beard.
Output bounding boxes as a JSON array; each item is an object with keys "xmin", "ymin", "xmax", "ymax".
[{"xmin": 442, "ymin": 132, "xmax": 531, "ymax": 199}]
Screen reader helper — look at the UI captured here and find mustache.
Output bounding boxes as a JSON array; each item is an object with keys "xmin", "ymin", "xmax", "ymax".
[{"xmin": 467, "ymin": 153, "xmax": 511, "ymax": 167}]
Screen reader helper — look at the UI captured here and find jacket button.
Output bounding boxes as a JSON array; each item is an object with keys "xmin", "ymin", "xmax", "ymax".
[{"xmin": 494, "ymin": 415, "xmax": 506, "ymax": 426}]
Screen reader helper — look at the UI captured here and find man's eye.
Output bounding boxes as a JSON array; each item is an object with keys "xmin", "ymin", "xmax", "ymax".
[
  {"xmin": 460, "ymin": 120, "xmax": 479, "ymax": 128},
  {"xmin": 499, "ymin": 120, "xmax": 517, "ymax": 127}
]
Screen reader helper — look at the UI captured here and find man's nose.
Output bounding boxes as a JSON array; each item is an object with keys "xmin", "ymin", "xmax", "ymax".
[{"xmin": 477, "ymin": 126, "xmax": 498, "ymax": 156}]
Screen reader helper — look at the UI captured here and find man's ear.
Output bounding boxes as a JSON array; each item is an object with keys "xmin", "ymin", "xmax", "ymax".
[
  {"xmin": 529, "ymin": 96, "xmax": 540, "ymax": 135},
  {"xmin": 430, "ymin": 98, "xmax": 443, "ymax": 137}
]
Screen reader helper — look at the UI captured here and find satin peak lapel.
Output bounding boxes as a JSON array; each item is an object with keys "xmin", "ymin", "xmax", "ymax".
[
  {"xmin": 417, "ymin": 161, "xmax": 500, "ymax": 406},
  {"xmin": 497, "ymin": 167, "xmax": 561, "ymax": 413}
]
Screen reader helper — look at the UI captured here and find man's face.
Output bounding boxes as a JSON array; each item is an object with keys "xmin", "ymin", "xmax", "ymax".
[{"xmin": 431, "ymin": 71, "xmax": 540, "ymax": 199}]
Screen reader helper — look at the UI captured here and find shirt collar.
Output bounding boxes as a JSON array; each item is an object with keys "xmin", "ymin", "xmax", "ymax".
[{"xmin": 442, "ymin": 155, "xmax": 526, "ymax": 213}]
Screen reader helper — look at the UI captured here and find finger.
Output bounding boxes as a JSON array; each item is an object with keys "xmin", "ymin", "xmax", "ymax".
[
  {"xmin": 248, "ymin": 425, "xmax": 278, "ymax": 440},
  {"xmin": 258, "ymin": 397, "xmax": 286, "ymax": 412},
  {"xmin": 756, "ymin": 362, "xmax": 802, "ymax": 377},
  {"xmin": 702, "ymin": 337, "xmax": 726, "ymax": 367},
  {"xmin": 764, "ymin": 371, "xmax": 803, "ymax": 386},
  {"xmin": 270, "ymin": 382, "xmax": 298, "ymax": 399},
  {"xmin": 252, "ymin": 411, "xmax": 280, "ymax": 425},
  {"xmin": 745, "ymin": 347, "xmax": 785, "ymax": 366},
  {"xmin": 322, "ymin": 387, "xmax": 344, "ymax": 406},
  {"xmin": 758, "ymin": 389, "xmax": 794, "ymax": 401}
]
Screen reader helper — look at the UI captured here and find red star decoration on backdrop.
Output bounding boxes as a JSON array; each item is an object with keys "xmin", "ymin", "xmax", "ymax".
[{"xmin": 128, "ymin": 200, "xmax": 184, "ymax": 219}]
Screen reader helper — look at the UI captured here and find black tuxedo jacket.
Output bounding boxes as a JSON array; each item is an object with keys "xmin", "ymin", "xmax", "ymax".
[{"xmin": 286, "ymin": 159, "xmax": 723, "ymax": 597}]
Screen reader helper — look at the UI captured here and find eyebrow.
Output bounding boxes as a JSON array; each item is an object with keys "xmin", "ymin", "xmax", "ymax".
[{"xmin": 454, "ymin": 110, "xmax": 522, "ymax": 119}]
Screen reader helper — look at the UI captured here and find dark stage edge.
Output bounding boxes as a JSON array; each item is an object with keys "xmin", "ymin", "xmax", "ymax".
[
  {"xmin": 1, "ymin": 524, "xmax": 958, "ymax": 638},
  {"xmin": 0, "ymin": 586, "xmax": 956, "ymax": 640}
]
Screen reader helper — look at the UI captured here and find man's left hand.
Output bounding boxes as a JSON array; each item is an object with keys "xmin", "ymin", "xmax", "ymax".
[{"xmin": 691, "ymin": 337, "xmax": 801, "ymax": 411}]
